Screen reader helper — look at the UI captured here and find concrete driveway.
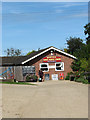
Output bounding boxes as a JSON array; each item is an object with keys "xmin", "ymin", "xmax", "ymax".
[{"xmin": 2, "ymin": 80, "xmax": 88, "ymax": 118}]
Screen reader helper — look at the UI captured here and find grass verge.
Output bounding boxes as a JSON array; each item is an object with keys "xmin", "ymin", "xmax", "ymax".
[{"xmin": 0, "ymin": 81, "xmax": 37, "ymax": 85}]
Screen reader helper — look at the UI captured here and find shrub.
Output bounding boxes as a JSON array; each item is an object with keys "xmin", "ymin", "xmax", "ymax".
[
  {"xmin": 82, "ymin": 79, "xmax": 88, "ymax": 84},
  {"xmin": 65, "ymin": 72, "xmax": 74, "ymax": 80},
  {"xmin": 26, "ymin": 75, "xmax": 31, "ymax": 82},
  {"xmin": 75, "ymin": 76, "xmax": 89, "ymax": 84},
  {"xmin": 65, "ymin": 75, "xmax": 70, "ymax": 80},
  {"xmin": 26, "ymin": 75, "xmax": 38, "ymax": 82},
  {"xmin": 32, "ymin": 75, "xmax": 38, "ymax": 80}
]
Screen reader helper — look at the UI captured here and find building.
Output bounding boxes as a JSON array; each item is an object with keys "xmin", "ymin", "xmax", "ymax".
[{"xmin": 0, "ymin": 46, "xmax": 76, "ymax": 81}]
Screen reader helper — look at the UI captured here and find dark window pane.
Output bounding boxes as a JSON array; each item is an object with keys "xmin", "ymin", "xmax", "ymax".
[
  {"xmin": 56, "ymin": 67, "xmax": 61, "ymax": 70},
  {"xmin": 41, "ymin": 68, "xmax": 48, "ymax": 71},
  {"xmin": 41, "ymin": 64, "xmax": 47, "ymax": 67}
]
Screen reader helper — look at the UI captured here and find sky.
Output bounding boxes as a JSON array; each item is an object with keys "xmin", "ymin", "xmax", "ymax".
[{"xmin": 2, "ymin": 2, "xmax": 88, "ymax": 56}]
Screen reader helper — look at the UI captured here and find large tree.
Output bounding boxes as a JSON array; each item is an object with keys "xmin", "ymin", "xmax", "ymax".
[
  {"xmin": 4, "ymin": 48, "xmax": 21, "ymax": 56},
  {"xmin": 66, "ymin": 37, "xmax": 84, "ymax": 55},
  {"xmin": 84, "ymin": 23, "xmax": 90, "ymax": 72},
  {"xmin": 84, "ymin": 23, "xmax": 90, "ymax": 44}
]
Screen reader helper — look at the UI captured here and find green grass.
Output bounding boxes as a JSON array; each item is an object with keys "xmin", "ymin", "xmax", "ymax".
[{"xmin": 0, "ymin": 81, "xmax": 37, "ymax": 85}]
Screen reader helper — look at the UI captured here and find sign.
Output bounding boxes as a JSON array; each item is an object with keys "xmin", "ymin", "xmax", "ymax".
[
  {"xmin": 60, "ymin": 73, "xmax": 64, "ymax": 80},
  {"xmin": 52, "ymin": 74, "xmax": 58, "ymax": 80},
  {"xmin": 43, "ymin": 56, "xmax": 61, "ymax": 63}
]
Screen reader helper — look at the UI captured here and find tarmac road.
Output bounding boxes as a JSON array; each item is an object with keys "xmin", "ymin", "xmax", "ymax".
[{"xmin": 2, "ymin": 80, "xmax": 88, "ymax": 118}]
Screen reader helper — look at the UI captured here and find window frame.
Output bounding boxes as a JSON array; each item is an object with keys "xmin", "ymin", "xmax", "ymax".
[
  {"xmin": 40, "ymin": 63, "xmax": 49, "ymax": 72},
  {"xmin": 55, "ymin": 62, "xmax": 64, "ymax": 71},
  {"xmin": 22, "ymin": 66, "xmax": 35, "ymax": 74}
]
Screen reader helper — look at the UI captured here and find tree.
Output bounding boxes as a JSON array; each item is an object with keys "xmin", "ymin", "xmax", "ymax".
[
  {"xmin": 63, "ymin": 48, "xmax": 68, "ymax": 53},
  {"xmin": 66, "ymin": 37, "xmax": 84, "ymax": 55},
  {"xmin": 26, "ymin": 50, "xmax": 36, "ymax": 56},
  {"xmin": 10, "ymin": 48, "xmax": 14, "ymax": 56},
  {"xmin": 4, "ymin": 48, "xmax": 22, "ymax": 56},
  {"xmin": 84, "ymin": 23, "xmax": 90, "ymax": 58},
  {"xmin": 15, "ymin": 49, "xmax": 21, "ymax": 56},
  {"xmin": 80, "ymin": 58, "xmax": 88, "ymax": 71},
  {"xmin": 84, "ymin": 23, "xmax": 90, "ymax": 44},
  {"xmin": 71, "ymin": 59, "xmax": 81, "ymax": 71},
  {"xmin": 73, "ymin": 44, "xmax": 88, "ymax": 60},
  {"xmin": 4, "ymin": 49, "xmax": 10, "ymax": 56}
]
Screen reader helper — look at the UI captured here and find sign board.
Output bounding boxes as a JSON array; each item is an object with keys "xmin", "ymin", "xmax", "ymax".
[
  {"xmin": 60, "ymin": 73, "xmax": 64, "ymax": 80},
  {"xmin": 52, "ymin": 74, "xmax": 58, "ymax": 80},
  {"xmin": 43, "ymin": 56, "xmax": 61, "ymax": 63}
]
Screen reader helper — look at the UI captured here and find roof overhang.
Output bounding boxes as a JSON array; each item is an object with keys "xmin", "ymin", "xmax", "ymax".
[{"xmin": 22, "ymin": 46, "xmax": 77, "ymax": 65}]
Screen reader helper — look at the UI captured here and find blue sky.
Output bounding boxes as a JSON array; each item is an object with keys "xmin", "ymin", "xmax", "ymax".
[{"xmin": 2, "ymin": 2, "xmax": 88, "ymax": 56}]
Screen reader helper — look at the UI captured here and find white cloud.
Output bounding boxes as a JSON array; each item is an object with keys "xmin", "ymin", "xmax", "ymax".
[
  {"xmin": 72, "ymin": 12, "xmax": 88, "ymax": 17},
  {"xmin": 55, "ymin": 9, "xmax": 63, "ymax": 13},
  {"xmin": 54, "ymin": 2, "xmax": 88, "ymax": 9}
]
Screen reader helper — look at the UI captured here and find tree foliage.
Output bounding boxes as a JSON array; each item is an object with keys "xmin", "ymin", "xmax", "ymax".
[
  {"xmin": 26, "ymin": 50, "xmax": 36, "ymax": 56},
  {"xmin": 84, "ymin": 23, "xmax": 90, "ymax": 44},
  {"xmin": 80, "ymin": 58, "xmax": 88, "ymax": 71},
  {"xmin": 66, "ymin": 37, "xmax": 84, "ymax": 55},
  {"xmin": 70, "ymin": 23, "xmax": 90, "ymax": 73},
  {"xmin": 71, "ymin": 60, "xmax": 81, "ymax": 71},
  {"xmin": 4, "ymin": 48, "xmax": 21, "ymax": 56}
]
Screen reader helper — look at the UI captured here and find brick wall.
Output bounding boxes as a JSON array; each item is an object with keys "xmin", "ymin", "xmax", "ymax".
[{"xmin": 24, "ymin": 50, "xmax": 74, "ymax": 80}]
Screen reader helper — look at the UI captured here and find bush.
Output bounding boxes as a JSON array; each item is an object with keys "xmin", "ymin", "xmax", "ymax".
[
  {"xmin": 65, "ymin": 72, "xmax": 74, "ymax": 80},
  {"xmin": 26, "ymin": 75, "xmax": 38, "ymax": 82},
  {"xmin": 82, "ymin": 79, "xmax": 88, "ymax": 84},
  {"xmin": 32, "ymin": 75, "xmax": 38, "ymax": 80},
  {"xmin": 74, "ymin": 76, "xmax": 88, "ymax": 84},
  {"xmin": 65, "ymin": 75, "xmax": 70, "ymax": 80}
]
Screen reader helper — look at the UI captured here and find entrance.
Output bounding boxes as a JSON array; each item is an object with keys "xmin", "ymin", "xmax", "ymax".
[{"xmin": 45, "ymin": 74, "xmax": 49, "ymax": 80}]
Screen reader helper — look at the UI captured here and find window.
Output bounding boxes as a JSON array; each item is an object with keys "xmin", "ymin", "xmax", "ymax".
[
  {"xmin": 55, "ymin": 62, "xmax": 64, "ymax": 71},
  {"xmin": 40, "ymin": 63, "xmax": 49, "ymax": 72},
  {"xmin": 22, "ymin": 66, "xmax": 35, "ymax": 74}
]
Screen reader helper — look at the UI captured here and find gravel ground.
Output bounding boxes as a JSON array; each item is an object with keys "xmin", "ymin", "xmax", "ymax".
[{"xmin": 1, "ymin": 80, "xmax": 88, "ymax": 118}]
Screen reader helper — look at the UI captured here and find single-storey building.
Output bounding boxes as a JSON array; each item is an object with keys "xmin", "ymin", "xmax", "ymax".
[{"xmin": 0, "ymin": 46, "xmax": 76, "ymax": 81}]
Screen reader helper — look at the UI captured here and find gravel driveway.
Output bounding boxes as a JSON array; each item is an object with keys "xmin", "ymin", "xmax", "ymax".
[{"xmin": 2, "ymin": 80, "xmax": 88, "ymax": 118}]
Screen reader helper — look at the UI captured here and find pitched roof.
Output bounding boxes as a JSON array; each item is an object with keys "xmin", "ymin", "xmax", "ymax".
[
  {"xmin": 21, "ymin": 46, "xmax": 77, "ymax": 64},
  {"xmin": 0, "ymin": 47, "xmax": 48, "ymax": 66},
  {"xmin": 0, "ymin": 46, "xmax": 77, "ymax": 66}
]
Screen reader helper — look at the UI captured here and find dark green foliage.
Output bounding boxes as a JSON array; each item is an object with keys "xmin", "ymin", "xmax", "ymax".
[
  {"xmin": 65, "ymin": 72, "xmax": 73, "ymax": 80},
  {"xmin": 26, "ymin": 75, "xmax": 38, "ymax": 82},
  {"xmin": 73, "ymin": 44, "xmax": 88, "ymax": 59},
  {"xmin": 65, "ymin": 75, "xmax": 69, "ymax": 80},
  {"xmin": 84, "ymin": 23, "xmax": 90, "ymax": 44},
  {"xmin": 66, "ymin": 37, "xmax": 84, "ymax": 55},
  {"xmin": 26, "ymin": 75, "xmax": 31, "ymax": 82},
  {"xmin": 74, "ymin": 76, "xmax": 88, "ymax": 84},
  {"xmin": 32, "ymin": 75, "xmax": 38, "ymax": 80},
  {"xmin": 71, "ymin": 60, "xmax": 81, "ymax": 71},
  {"xmin": 65, "ymin": 23, "xmax": 90, "ymax": 84}
]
